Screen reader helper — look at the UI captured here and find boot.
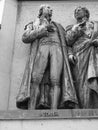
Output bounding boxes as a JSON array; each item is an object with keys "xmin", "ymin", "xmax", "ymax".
[{"xmin": 37, "ymin": 84, "xmax": 50, "ymax": 109}]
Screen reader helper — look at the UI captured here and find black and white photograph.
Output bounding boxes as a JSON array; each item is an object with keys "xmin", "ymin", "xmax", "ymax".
[{"xmin": 0, "ymin": 0, "xmax": 98, "ymax": 129}]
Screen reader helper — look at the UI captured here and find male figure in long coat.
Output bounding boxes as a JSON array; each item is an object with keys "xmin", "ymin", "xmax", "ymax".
[
  {"xmin": 66, "ymin": 6, "xmax": 98, "ymax": 108},
  {"xmin": 16, "ymin": 5, "xmax": 78, "ymax": 109}
]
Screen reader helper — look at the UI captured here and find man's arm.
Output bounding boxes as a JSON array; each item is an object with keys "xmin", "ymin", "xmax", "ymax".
[
  {"xmin": 65, "ymin": 25, "xmax": 78, "ymax": 64},
  {"xmin": 22, "ymin": 22, "xmax": 48, "ymax": 43}
]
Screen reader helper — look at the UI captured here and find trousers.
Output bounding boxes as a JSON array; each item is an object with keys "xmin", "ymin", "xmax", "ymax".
[{"xmin": 32, "ymin": 43, "xmax": 63, "ymax": 85}]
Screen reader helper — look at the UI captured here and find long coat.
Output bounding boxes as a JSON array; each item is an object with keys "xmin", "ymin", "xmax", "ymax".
[
  {"xmin": 16, "ymin": 22, "xmax": 78, "ymax": 109},
  {"xmin": 66, "ymin": 21, "xmax": 98, "ymax": 108}
]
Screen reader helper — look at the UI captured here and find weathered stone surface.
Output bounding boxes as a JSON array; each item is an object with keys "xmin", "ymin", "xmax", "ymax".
[
  {"xmin": 0, "ymin": 109, "xmax": 97, "ymax": 119},
  {"xmin": 0, "ymin": 0, "xmax": 17, "ymax": 110},
  {"xmin": 9, "ymin": 0, "xmax": 98, "ymax": 110}
]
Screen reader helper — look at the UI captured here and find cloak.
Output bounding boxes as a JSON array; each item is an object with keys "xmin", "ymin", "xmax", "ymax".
[
  {"xmin": 66, "ymin": 21, "xmax": 98, "ymax": 108},
  {"xmin": 16, "ymin": 22, "xmax": 78, "ymax": 109}
]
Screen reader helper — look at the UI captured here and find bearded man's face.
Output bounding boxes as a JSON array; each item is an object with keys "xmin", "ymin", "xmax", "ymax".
[{"xmin": 75, "ymin": 7, "xmax": 89, "ymax": 23}]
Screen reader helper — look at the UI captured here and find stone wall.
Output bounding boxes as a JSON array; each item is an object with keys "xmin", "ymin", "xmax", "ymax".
[
  {"xmin": 0, "ymin": 1, "xmax": 98, "ymax": 130},
  {"xmin": 9, "ymin": 0, "xmax": 98, "ymax": 110}
]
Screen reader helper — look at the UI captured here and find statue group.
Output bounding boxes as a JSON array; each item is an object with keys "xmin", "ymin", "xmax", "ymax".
[{"xmin": 16, "ymin": 5, "xmax": 98, "ymax": 110}]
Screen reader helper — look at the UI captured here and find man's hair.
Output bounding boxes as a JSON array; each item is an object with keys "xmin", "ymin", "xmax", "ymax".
[
  {"xmin": 38, "ymin": 4, "xmax": 51, "ymax": 18},
  {"xmin": 74, "ymin": 6, "xmax": 90, "ymax": 20}
]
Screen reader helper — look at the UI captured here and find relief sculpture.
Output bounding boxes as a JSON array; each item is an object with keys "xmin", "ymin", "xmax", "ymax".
[
  {"xmin": 16, "ymin": 4, "xmax": 78, "ymax": 110},
  {"xmin": 66, "ymin": 6, "xmax": 98, "ymax": 108},
  {"xmin": 16, "ymin": 5, "xmax": 98, "ymax": 110}
]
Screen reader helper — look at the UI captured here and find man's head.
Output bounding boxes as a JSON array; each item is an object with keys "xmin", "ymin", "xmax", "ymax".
[
  {"xmin": 38, "ymin": 4, "xmax": 52, "ymax": 20},
  {"xmin": 74, "ymin": 6, "xmax": 90, "ymax": 22}
]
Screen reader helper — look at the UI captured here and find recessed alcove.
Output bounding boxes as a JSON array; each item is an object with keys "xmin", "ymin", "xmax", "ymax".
[{"xmin": 0, "ymin": 0, "xmax": 98, "ymax": 119}]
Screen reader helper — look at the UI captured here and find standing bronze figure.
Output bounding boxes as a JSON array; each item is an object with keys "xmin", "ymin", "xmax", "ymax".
[
  {"xmin": 16, "ymin": 5, "xmax": 78, "ymax": 110},
  {"xmin": 66, "ymin": 6, "xmax": 98, "ymax": 108}
]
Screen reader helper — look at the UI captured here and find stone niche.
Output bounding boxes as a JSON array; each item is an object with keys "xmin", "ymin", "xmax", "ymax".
[{"xmin": 0, "ymin": 0, "xmax": 98, "ymax": 119}]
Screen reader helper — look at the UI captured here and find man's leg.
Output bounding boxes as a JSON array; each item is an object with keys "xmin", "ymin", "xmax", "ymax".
[
  {"xmin": 29, "ymin": 45, "xmax": 49, "ymax": 109},
  {"xmin": 50, "ymin": 45, "xmax": 63, "ymax": 109},
  {"xmin": 37, "ymin": 68, "xmax": 50, "ymax": 109}
]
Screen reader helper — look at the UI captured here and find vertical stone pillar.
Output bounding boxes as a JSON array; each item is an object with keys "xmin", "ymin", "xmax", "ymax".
[
  {"xmin": 0, "ymin": 0, "xmax": 18, "ymax": 110},
  {"xmin": 0, "ymin": 0, "xmax": 5, "ymax": 29}
]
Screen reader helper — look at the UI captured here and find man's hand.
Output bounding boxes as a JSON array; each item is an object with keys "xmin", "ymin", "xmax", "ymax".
[
  {"xmin": 69, "ymin": 54, "xmax": 77, "ymax": 65},
  {"xmin": 37, "ymin": 28, "xmax": 49, "ymax": 39},
  {"xmin": 72, "ymin": 21, "xmax": 86, "ymax": 32},
  {"xmin": 92, "ymin": 39, "xmax": 98, "ymax": 47},
  {"xmin": 46, "ymin": 24, "xmax": 54, "ymax": 32},
  {"xmin": 72, "ymin": 24, "xmax": 80, "ymax": 32}
]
